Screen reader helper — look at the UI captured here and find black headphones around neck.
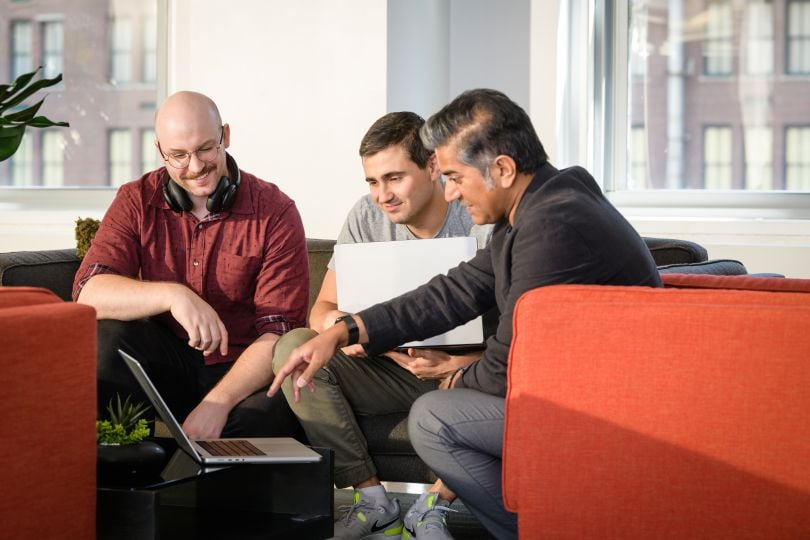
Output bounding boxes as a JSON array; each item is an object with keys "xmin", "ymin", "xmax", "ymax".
[{"xmin": 162, "ymin": 153, "xmax": 241, "ymax": 213}]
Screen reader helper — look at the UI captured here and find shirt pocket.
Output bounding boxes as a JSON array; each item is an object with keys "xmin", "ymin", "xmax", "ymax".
[{"xmin": 211, "ymin": 253, "xmax": 261, "ymax": 305}]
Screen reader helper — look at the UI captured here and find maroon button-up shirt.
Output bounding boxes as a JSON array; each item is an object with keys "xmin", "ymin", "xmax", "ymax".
[{"xmin": 73, "ymin": 167, "xmax": 309, "ymax": 365}]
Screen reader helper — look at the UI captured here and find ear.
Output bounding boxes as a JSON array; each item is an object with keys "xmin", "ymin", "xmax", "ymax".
[
  {"xmin": 222, "ymin": 123, "xmax": 231, "ymax": 149},
  {"xmin": 427, "ymin": 153, "xmax": 441, "ymax": 181},
  {"xmin": 490, "ymin": 155, "xmax": 517, "ymax": 188}
]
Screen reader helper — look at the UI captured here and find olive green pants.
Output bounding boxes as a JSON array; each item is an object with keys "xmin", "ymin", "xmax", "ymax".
[{"xmin": 272, "ymin": 328, "xmax": 438, "ymax": 487}]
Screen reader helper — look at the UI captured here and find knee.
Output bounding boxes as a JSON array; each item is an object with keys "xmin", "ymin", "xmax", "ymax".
[
  {"xmin": 408, "ymin": 391, "xmax": 447, "ymax": 448},
  {"xmin": 96, "ymin": 320, "xmax": 139, "ymax": 376},
  {"xmin": 271, "ymin": 327, "xmax": 318, "ymax": 373}
]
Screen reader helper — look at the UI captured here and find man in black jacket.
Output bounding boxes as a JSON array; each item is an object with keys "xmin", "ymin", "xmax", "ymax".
[{"xmin": 269, "ymin": 89, "xmax": 661, "ymax": 539}]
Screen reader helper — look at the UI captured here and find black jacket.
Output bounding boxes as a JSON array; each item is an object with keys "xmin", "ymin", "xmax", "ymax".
[{"xmin": 360, "ymin": 162, "xmax": 661, "ymax": 397}]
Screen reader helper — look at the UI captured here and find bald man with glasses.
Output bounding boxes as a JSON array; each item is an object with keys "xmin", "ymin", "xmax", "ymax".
[{"xmin": 75, "ymin": 91, "xmax": 309, "ymax": 440}]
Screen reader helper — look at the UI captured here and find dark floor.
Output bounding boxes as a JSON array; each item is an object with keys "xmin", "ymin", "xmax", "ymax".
[{"xmin": 333, "ymin": 488, "xmax": 495, "ymax": 540}]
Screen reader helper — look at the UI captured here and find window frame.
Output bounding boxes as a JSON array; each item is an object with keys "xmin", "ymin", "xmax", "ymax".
[{"xmin": 560, "ymin": 0, "xmax": 810, "ymax": 220}]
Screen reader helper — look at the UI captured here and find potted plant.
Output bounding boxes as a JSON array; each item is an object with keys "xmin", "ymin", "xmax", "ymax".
[
  {"xmin": 0, "ymin": 66, "xmax": 68, "ymax": 161},
  {"xmin": 97, "ymin": 394, "xmax": 166, "ymax": 483}
]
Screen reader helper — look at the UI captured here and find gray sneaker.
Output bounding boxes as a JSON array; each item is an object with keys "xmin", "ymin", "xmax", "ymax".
[
  {"xmin": 331, "ymin": 490, "xmax": 403, "ymax": 539},
  {"xmin": 402, "ymin": 492, "xmax": 457, "ymax": 539}
]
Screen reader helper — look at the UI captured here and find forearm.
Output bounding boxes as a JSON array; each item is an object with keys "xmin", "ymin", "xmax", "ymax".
[
  {"xmin": 309, "ymin": 300, "xmax": 344, "ymax": 334},
  {"xmin": 77, "ymin": 274, "xmax": 180, "ymax": 320},
  {"xmin": 202, "ymin": 333, "xmax": 280, "ymax": 408}
]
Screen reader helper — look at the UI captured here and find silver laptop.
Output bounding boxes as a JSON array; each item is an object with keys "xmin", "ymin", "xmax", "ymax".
[
  {"xmin": 334, "ymin": 236, "xmax": 484, "ymax": 349},
  {"xmin": 119, "ymin": 350, "xmax": 321, "ymax": 465}
]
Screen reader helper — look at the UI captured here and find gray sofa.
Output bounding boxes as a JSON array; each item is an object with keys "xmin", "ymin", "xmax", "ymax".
[{"xmin": 0, "ymin": 237, "xmax": 746, "ymax": 484}]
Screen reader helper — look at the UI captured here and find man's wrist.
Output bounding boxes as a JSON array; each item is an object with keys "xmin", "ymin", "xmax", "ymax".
[{"xmin": 335, "ymin": 314, "xmax": 360, "ymax": 346}]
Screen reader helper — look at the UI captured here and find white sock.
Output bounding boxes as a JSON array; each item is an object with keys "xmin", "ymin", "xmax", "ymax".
[{"xmin": 358, "ymin": 485, "xmax": 392, "ymax": 509}]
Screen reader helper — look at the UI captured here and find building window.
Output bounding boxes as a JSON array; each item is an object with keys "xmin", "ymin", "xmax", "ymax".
[
  {"xmin": 140, "ymin": 129, "xmax": 161, "ymax": 174},
  {"xmin": 744, "ymin": 127, "xmax": 773, "ymax": 190},
  {"xmin": 110, "ymin": 17, "xmax": 133, "ymax": 85},
  {"xmin": 744, "ymin": 1, "xmax": 774, "ymax": 75},
  {"xmin": 704, "ymin": 0, "xmax": 734, "ymax": 76},
  {"xmin": 629, "ymin": 126, "xmax": 648, "ymax": 189},
  {"xmin": 786, "ymin": 127, "xmax": 810, "ymax": 190},
  {"xmin": 109, "ymin": 129, "xmax": 132, "ymax": 187},
  {"xmin": 10, "ymin": 134, "xmax": 34, "ymax": 186},
  {"xmin": 143, "ymin": 17, "xmax": 157, "ymax": 83},
  {"xmin": 0, "ymin": 1, "xmax": 159, "ymax": 188},
  {"xmin": 41, "ymin": 130, "xmax": 65, "ymax": 187},
  {"xmin": 787, "ymin": 0, "xmax": 810, "ymax": 75},
  {"xmin": 704, "ymin": 126, "xmax": 733, "ymax": 189},
  {"xmin": 11, "ymin": 21, "xmax": 33, "ymax": 79},
  {"xmin": 41, "ymin": 20, "xmax": 64, "ymax": 79}
]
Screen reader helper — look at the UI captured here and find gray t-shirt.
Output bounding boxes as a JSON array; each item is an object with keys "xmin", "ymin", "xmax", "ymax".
[{"xmin": 327, "ymin": 195, "xmax": 492, "ymax": 270}]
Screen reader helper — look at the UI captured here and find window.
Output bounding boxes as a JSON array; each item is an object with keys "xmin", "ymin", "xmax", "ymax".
[
  {"xmin": 704, "ymin": 0, "xmax": 734, "ymax": 76},
  {"xmin": 786, "ymin": 127, "xmax": 810, "ymax": 190},
  {"xmin": 41, "ymin": 20, "xmax": 64, "ymax": 79},
  {"xmin": 703, "ymin": 126, "xmax": 733, "ymax": 189},
  {"xmin": 581, "ymin": 0, "xmax": 810, "ymax": 197},
  {"xmin": 110, "ymin": 17, "xmax": 133, "ymax": 85},
  {"xmin": 143, "ymin": 17, "xmax": 157, "ymax": 83},
  {"xmin": 629, "ymin": 126, "xmax": 648, "ymax": 189},
  {"xmin": 788, "ymin": 0, "xmax": 810, "ymax": 74},
  {"xmin": 0, "ymin": 1, "xmax": 159, "ymax": 188},
  {"xmin": 109, "ymin": 129, "xmax": 132, "ymax": 187},
  {"xmin": 744, "ymin": 1, "xmax": 774, "ymax": 75},
  {"xmin": 744, "ymin": 127, "xmax": 773, "ymax": 190},
  {"xmin": 41, "ymin": 130, "xmax": 65, "ymax": 187},
  {"xmin": 10, "ymin": 135, "xmax": 34, "ymax": 186},
  {"xmin": 11, "ymin": 21, "xmax": 32, "ymax": 79},
  {"xmin": 141, "ymin": 129, "xmax": 161, "ymax": 174}
]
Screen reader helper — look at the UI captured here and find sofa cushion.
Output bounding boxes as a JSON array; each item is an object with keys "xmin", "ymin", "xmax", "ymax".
[
  {"xmin": 0, "ymin": 249, "xmax": 80, "ymax": 301},
  {"xmin": 643, "ymin": 237, "xmax": 708, "ymax": 266},
  {"xmin": 663, "ymin": 273, "xmax": 810, "ymax": 293},
  {"xmin": 657, "ymin": 258, "xmax": 747, "ymax": 275}
]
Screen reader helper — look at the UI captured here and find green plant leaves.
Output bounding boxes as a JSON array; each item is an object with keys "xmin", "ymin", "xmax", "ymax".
[
  {"xmin": 0, "ymin": 67, "xmax": 68, "ymax": 162},
  {"xmin": 0, "ymin": 126, "xmax": 26, "ymax": 162},
  {"xmin": 97, "ymin": 394, "xmax": 152, "ymax": 444}
]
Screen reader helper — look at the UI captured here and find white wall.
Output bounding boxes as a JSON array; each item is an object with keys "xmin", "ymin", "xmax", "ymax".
[{"xmin": 168, "ymin": 0, "xmax": 387, "ymax": 239}]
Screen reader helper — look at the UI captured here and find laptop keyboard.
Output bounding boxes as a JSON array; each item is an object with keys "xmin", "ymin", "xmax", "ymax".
[{"xmin": 197, "ymin": 439, "xmax": 265, "ymax": 456}]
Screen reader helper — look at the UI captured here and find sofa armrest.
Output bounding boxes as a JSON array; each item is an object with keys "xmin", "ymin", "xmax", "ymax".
[
  {"xmin": 0, "ymin": 249, "xmax": 81, "ymax": 301},
  {"xmin": 504, "ymin": 284, "xmax": 810, "ymax": 538},
  {"xmin": 0, "ymin": 287, "xmax": 97, "ymax": 539}
]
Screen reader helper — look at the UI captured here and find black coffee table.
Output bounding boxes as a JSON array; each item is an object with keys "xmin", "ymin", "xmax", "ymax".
[{"xmin": 97, "ymin": 438, "xmax": 333, "ymax": 539}]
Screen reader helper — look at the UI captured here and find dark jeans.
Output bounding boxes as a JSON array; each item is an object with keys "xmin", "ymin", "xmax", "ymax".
[
  {"xmin": 409, "ymin": 389, "xmax": 517, "ymax": 540},
  {"xmin": 96, "ymin": 319, "xmax": 306, "ymax": 439}
]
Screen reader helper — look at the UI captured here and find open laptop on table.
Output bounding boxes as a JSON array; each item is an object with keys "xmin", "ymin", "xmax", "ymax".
[
  {"xmin": 119, "ymin": 349, "xmax": 321, "ymax": 465},
  {"xmin": 334, "ymin": 236, "xmax": 485, "ymax": 352}
]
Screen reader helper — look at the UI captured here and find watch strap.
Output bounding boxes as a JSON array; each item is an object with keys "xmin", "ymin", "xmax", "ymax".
[{"xmin": 335, "ymin": 314, "xmax": 360, "ymax": 346}]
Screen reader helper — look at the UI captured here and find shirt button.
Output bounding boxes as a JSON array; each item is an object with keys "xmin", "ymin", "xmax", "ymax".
[
  {"xmin": 197, "ymin": 224, "xmax": 203, "ymax": 230},
  {"xmin": 193, "ymin": 259, "xmax": 199, "ymax": 267}
]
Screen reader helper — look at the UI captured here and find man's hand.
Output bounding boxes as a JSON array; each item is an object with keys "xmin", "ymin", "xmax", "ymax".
[
  {"xmin": 341, "ymin": 343, "xmax": 368, "ymax": 357},
  {"xmin": 267, "ymin": 326, "xmax": 344, "ymax": 402},
  {"xmin": 385, "ymin": 348, "xmax": 480, "ymax": 380},
  {"xmin": 182, "ymin": 399, "xmax": 231, "ymax": 439},
  {"xmin": 168, "ymin": 284, "xmax": 229, "ymax": 356}
]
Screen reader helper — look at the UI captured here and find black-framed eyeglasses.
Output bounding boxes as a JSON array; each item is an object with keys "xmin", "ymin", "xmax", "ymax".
[{"xmin": 157, "ymin": 126, "xmax": 224, "ymax": 169}]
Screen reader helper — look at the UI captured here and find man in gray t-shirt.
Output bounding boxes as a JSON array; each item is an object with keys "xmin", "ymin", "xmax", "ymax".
[
  {"xmin": 272, "ymin": 112, "xmax": 491, "ymax": 540},
  {"xmin": 326, "ymin": 192, "xmax": 491, "ymax": 272}
]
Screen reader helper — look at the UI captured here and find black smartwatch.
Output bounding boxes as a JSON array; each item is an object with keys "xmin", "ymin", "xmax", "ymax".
[{"xmin": 335, "ymin": 314, "xmax": 360, "ymax": 346}]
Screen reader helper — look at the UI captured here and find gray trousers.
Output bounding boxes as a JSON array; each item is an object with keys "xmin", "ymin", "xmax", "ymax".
[
  {"xmin": 409, "ymin": 389, "xmax": 518, "ymax": 540},
  {"xmin": 272, "ymin": 328, "xmax": 439, "ymax": 487}
]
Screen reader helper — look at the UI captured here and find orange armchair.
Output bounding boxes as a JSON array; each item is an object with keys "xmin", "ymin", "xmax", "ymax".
[
  {"xmin": 504, "ymin": 277, "xmax": 810, "ymax": 539},
  {"xmin": 0, "ymin": 287, "xmax": 97, "ymax": 539}
]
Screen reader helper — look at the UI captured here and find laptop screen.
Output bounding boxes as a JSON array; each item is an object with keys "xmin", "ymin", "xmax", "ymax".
[{"xmin": 333, "ymin": 237, "xmax": 484, "ymax": 348}]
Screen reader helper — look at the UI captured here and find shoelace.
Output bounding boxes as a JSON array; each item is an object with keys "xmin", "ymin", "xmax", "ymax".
[
  {"xmin": 337, "ymin": 501, "xmax": 378, "ymax": 526},
  {"xmin": 414, "ymin": 504, "xmax": 457, "ymax": 531}
]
